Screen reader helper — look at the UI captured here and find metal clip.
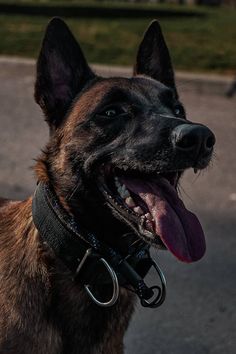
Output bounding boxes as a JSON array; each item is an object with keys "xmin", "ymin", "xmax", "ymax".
[
  {"xmin": 140, "ymin": 259, "xmax": 166, "ymax": 308},
  {"xmin": 76, "ymin": 248, "xmax": 119, "ymax": 308}
]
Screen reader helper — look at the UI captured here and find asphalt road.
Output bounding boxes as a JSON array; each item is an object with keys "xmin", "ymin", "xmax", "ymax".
[{"xmin": 0, "ymin": 60, "xmax": 235, "ymax": 354}]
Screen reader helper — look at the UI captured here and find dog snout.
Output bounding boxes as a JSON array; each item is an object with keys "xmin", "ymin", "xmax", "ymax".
[{"xmin": 171, "ymin": 123, "xmax": 215, "ymax": 159}]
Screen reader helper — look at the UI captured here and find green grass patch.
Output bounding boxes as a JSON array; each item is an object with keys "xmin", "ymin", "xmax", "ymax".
[{"xmin": 0, "ymin": 6, "xmax": 235, "ymax": 74}]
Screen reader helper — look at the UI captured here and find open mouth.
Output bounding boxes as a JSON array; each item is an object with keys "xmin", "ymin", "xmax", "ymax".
[{"xmin": 98, "ymin": 166, "xmax": 206, "ymax": 263}]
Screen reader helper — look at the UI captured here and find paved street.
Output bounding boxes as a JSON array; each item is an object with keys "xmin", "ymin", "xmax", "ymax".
[{"xmin": 0, "ymin": 60, "xmax": 235, "ymax": 354}]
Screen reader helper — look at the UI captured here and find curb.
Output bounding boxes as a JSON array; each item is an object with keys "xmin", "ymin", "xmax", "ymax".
[
  {"xmin": 0, "ymin": 3, "xmax": 205, "ymax": 19},
  {"xmin": 0, "ymin": 56, "xmax": 233, "ymax": 96}
]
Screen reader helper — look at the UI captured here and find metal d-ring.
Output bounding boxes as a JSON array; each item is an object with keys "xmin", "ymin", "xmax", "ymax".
[
  {"xmin": 85, "ymin": 257, "xmax": 120, "ymax": 307},
  {"xmin": 141, "ymin": 259, "xmax": 167, "ymax": 308}
]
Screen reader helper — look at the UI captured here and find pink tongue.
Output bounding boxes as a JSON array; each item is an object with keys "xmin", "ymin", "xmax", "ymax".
[{"xmin": 121, "ymin": 177, "xmax": 205, "ymax": 263}]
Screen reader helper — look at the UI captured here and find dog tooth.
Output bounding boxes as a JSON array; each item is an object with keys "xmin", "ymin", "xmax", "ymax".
[
  {"xmin": 117, "ymin": 186, "xmax": 123, "ymax": 195},
  {"xmin": 123, "ymin": 190, "xmax": 130, "ymax": 199},
  {"xmin": 145, "ymin": 213, "xmax": 152, "ymax": 221},
  {"xmin": 118, "ymin": 188, "xmax": 128, "ymax": 199},
  {"xmin": 119, "ymin": 191, "xmax": 125, "ymax": 198},
  {"xmin": 125, "ymin": 196, "xmax": 135, "ymax": 208},
  {"xmin": 133, "ymin": 206, "xmax": 143, "ymax": 215},
  {"xmin": 121, "ymin": 184, "xmax": 126, "ymax": 191},
  {"xmin": 122, "ymin": 185, "xmax": 130, "ymax": 197},
  {"xmin": 146, "ymin": 220, "xmax": 154, "ymax": 233},
  {"xmin": 118, "ymin": 186, "xmax": 124, "ymax": 195}
]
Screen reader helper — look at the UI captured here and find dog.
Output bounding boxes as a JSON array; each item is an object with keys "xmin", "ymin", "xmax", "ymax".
[{"xmin": 0, "ymin": 18, "xmax": 215, "ymax": 353}]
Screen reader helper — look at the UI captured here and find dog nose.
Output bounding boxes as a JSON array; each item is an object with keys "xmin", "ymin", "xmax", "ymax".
[{"xmin": 171, "ymin": 124, "xmax": 215, "ymax": 156}]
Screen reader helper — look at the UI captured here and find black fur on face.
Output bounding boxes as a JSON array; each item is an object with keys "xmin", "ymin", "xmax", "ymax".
[{"xmin": 35, "ymin": 19, "xmax": 215, "ymax": 251}]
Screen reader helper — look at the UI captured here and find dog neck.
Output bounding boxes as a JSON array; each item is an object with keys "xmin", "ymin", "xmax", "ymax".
[{"xmin": 0, "ymin": 196, "xmax": 135, "ymax": 353}]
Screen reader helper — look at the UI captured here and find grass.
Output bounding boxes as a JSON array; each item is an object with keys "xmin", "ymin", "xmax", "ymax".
[{"xmin": 0, "ymin": 5, "xmax": 235, "ymax": 74}]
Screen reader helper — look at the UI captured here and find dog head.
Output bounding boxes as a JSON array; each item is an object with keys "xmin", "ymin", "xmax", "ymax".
[{"xmin": 35, "ymin": 19, "xmax": 215, "ymax": 263}]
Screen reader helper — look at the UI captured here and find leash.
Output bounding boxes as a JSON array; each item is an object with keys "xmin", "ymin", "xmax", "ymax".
[{"xmin": 32, "ymin": 182, "xmax": 166, "ymax": 308}]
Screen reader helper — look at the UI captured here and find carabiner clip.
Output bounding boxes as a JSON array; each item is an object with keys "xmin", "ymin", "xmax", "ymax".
[
  {"xmin": 76, "ymin": 248, "xmax": 119, "ymax": 307},
  {"xmin": 85, "ymin": 258, "xmax": 119, "ymax": 307},
  {"xmin": 140, "ymin": 259, "xmax": 166, "ymax": 308}
]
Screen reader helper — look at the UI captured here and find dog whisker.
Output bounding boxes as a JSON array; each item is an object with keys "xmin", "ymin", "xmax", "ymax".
[
  {"xmin": 177, "ymin": 183, "xmax": 194, "ymax": 203},
  {"xmin": 121, "ymin": 233, "xmax": 134, "ymax": 239},
  {"xmin": 66, "ymin": 182, "xmax": 80, "ymax": 201},
  {"xmin": 159, "ymin": 114, "xmax": 186, "ymax": 121},
  {"xmin": 128, "ymin": 238, "xmax": 144, "ymax": 250}
]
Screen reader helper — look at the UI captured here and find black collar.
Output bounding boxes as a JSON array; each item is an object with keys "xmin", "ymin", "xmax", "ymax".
[{"xmin": 32, "ymin": 182, "xmax": 166, "ymax": 308}]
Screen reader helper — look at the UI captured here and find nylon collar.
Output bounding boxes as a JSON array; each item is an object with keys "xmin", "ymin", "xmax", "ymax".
[{"xmin": 32, "ymin": 182, "xmax": 166, "ymax": 308}]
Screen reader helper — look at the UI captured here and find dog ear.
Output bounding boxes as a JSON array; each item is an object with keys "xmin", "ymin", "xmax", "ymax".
[
  {"xmin": 35, "ymin": 18, "xmax": 95, "ymax": 130},
  {"xmin": 134, "ymin": 20, "xmax": 178, "ymax": 98}
]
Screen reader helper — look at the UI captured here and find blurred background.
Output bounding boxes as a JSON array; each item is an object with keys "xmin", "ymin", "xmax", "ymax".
[{"xmin": 0, "ymin": 1, "xmax": 235, "ymax": 353}]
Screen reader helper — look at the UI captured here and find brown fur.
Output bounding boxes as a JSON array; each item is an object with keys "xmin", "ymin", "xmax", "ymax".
[
  {"xmin": 0, "ymin": 70, "xmax": 137, "ymax": 354},
  {"xmin": 0, "ymin": 57, "xmax": 137, "ymax": 354}
]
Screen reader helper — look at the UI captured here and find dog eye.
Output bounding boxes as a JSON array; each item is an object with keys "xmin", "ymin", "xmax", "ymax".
[
  {"xmin": 98, "ymin": 106, "xmax": 126, "ymax": 118},
  {"xmin": 174, "ymin": 105, "xmax": 185, "ymax": 118},
  {"xmin": 105, "ymin": 109, "xmax": 117, "ymax": 117}
]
